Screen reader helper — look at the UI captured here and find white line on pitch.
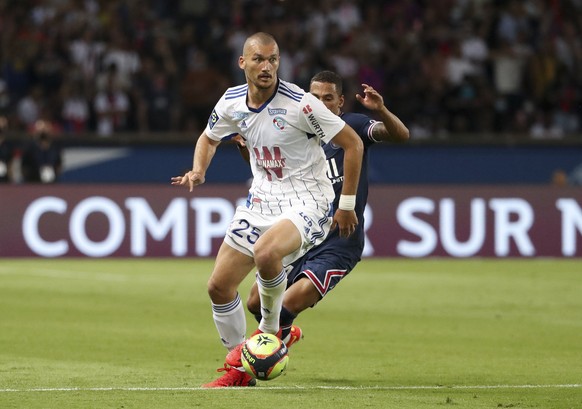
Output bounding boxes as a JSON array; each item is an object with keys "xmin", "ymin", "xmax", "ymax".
[{"xmin": 0, "ymin": 384, "xmax": 580, "ymax": 393}]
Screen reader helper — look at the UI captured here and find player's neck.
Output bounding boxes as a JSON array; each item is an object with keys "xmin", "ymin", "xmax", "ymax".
[{"xmin": 246, "ymin": 81, "xmax": 277, "ymax": 109}]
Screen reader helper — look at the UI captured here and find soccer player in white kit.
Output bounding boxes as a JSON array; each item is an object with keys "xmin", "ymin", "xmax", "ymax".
[{"xmin": 172, "ymin": 32, "xmax": 363, "ymax": 387}]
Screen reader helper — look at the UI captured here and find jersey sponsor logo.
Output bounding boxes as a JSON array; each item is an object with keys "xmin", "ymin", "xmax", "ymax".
[
  {"xmin": 253, "ymin": 146, "xmax": 286, "ymax": 181},
  {"xmin": 232, "ymin": 111, "xmax": 249, "ymax": 120},
  {"xmin": 208, "ymin": 109, "xmax": 219, "ymax": 129},
  {"xmin": 268, "ymin": 108, "xmax": 287, "ymax": 115},
  {"xmin": 272, "ymin": 116, "xmax": 286, "ymax": 131},
  {"xmin": 302, "ymin": 105, "xmax": 312, "ymax": 114},
  {"xmin": 306, "ymin": 113, "xmax": 325, "ymax": 139}
]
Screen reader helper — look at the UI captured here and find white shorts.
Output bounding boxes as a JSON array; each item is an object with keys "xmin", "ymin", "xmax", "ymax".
[{"xmin": 224, "ymin": 205, "xmax": 332, "ymax": 266}]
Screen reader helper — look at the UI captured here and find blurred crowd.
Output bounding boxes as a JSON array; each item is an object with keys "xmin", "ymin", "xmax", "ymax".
[{"xmin": 0, "ymin": 0, "xmax": 581, "ymax": 147}]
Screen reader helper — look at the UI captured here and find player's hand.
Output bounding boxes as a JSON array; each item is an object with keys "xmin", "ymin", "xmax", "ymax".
[
  {"xmin": 331, "ymin": 209, "xmax": 358, "ymax": 238},
  {"xmin": 171, "ymin": 170, "xmax": 205, "ymax": 192},
  {"xmin": 355, "ymin": 83, "xmax": 384, "ymax": 111},
  {"xmin": 232, "ymin": 134, "xmax": 247, "ymax": 148}
]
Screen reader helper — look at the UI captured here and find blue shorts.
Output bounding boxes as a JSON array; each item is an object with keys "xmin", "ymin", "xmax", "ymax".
[{"xmin": 286, "ymin": 239, "xmax": 361, "ymax": 299}]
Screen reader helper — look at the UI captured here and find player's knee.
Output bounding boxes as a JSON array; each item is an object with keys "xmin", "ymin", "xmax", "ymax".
[
  {"xmin": 253, "ymin": 242, "xmax": 278, "ymax": 273},
  {"xmin": 207, "ymin": 277, "xmax": 233, "ymax": 303}
]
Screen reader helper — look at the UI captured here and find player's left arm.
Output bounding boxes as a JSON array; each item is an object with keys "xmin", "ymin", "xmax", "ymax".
[
  {"xmin": 355, "ymin": 84, "xmax": 409, "ymax": 143},
  {"xmin": 329, "ymin": 124, "xmax": 363, "ymax": 238}
]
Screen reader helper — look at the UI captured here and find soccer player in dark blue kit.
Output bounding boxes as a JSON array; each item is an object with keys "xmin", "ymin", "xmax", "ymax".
[{"xmin": 240, "ymin": 70, "xmax": 409, "ymax": 351}]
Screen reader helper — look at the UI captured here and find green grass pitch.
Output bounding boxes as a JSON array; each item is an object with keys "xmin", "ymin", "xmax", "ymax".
[{"xmin": 0, "ymin": 258, "xmax": 580, "ymax": 408}]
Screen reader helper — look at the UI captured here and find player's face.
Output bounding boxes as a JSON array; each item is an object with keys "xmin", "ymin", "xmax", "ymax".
[
  {"xmin": 309, "ymin": 81, "xmax": 344, "ymax": 116},
  {"xmin": 239, "ymin": 41, "xmax": 280, "ymax": 90}
]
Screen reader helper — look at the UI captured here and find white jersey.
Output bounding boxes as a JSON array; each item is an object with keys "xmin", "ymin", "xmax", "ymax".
[{"xmin": 204, "ymin": 79, "xmax": 346, "ymax": 215}]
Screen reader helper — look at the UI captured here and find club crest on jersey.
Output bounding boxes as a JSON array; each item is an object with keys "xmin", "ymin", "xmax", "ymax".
[
  {"xmin": 208, "ymin": 109, "xmax": 219, "ymax": 129},
  {"xmin": 268, "ymin": 108, "xmax": 287, "ymax": 116},
  {"xmin": 272, "ymin": 116, "xmax": 286, "ymax": 131}
]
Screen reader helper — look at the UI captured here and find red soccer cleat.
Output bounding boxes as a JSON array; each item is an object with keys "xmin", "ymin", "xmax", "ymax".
[
  {"xmin": 225, "ymin": 328, "xmax": 263, "ymax": 367},
  {"xmin": 283, "ymin": 325, "xmax": 304, "ymax": 348},
  {"xmin": 225, "ymin": 342, "xmax": 245, "ymax": 368},
  {"xmin": 202, "ymin": 364, "xmax": 256, "ymax": 388}
]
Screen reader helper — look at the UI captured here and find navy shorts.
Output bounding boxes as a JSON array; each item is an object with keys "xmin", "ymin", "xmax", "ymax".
[{"xmin": 286, "ymin": 241, "xmax": 361, "ymax": 299}]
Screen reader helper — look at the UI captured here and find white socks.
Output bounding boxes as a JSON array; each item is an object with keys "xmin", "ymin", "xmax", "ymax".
[
  {"xmin": 256, "ymin": 269, "xmax": 287, "ymax": 334},
  {"xmin": 211, "ymin": 293, "xmax": 246, "ymax": 351},
  {"xmin": 211, "ymin": 269, "xmax": 287, "ymax": 348}
]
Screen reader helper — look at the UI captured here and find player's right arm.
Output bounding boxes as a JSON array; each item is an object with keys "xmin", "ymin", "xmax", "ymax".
[
  {"xmin": 328, "ymin": 124, "xmax": 363, "ymax": 238},
  {"xmin": 355, "ymin": 84, "xmax": 409, "ymax": 143},
  {"xmin": 171, "ymin": 131, "xmax": 220, "ymax": 192}
]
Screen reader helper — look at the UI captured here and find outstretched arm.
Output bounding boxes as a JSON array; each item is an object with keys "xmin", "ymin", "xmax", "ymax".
[
  {"xmin": 355, "ymin": 84, "xmax": 409, "ymax": 143},
  {"xmin": 171, "ymin": 132, "xmax": 220, "ymax": 191},
  {"xmin": 328, "ymin": 124, "xmax": 364, "ymax": 238}
]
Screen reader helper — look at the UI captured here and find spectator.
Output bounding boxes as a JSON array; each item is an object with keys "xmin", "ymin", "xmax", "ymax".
[
  {"xmin": 60, "ymin": 81, "xmax": 90, "ymax": 134},
  {"xmin": 100, "ymin": 29, "xmax": 141, "ymax": 91},
  {"xmin": 529, "ymin": 110, "xmax": 564, "ymax": 140},
  {"xmin": 180, "ymin": 50, "xmax": 229, "ymax": 131},
  {"xmin": 16, "ymin": 86, "xmax": 43, "ymax": 130},
  {"xmin": 0, "ymin": 80, "xmax": 11, "ymax": 116},
  {"xmin": 445, "ymin": 40, "xmax": 477, "ymax": 87},
  {"xmin": 0, "ymin": 116, "xmax": 14, "ymax": 183},
  {"xmin": 0, "ymin": 0, "xmax": 580, "ymax": 138},
  {"xmin": 144, "ymin": 71, "xmax": 175, "ymax": 131},
  {"xmin": 93, "ymin": 65, "xmax": 130, "ymax": 136},
  {"xmin": 490, "ymin": 38, "xmax": 530, "ymax": 132},
  {"xmin": 20, "ymin": 120, "xmax": 62, "ymax": 183},
  {"xmin": 69, "ymin": 26, "xmax": 106, "ymax": 91},
  {"xmin": 33, "ymin": 34, "xmax": 68, "ymax": 98}
]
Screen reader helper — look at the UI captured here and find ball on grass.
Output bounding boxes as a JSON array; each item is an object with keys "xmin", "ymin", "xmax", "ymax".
[{"xmin": 241, "ymin": 332, "xmax": 289, "ymax": 381}]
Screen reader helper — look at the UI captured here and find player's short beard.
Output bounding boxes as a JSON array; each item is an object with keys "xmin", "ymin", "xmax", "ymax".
[{"xmin": 253, "ymin": 77, "xmax": 274, "ymax": 90}]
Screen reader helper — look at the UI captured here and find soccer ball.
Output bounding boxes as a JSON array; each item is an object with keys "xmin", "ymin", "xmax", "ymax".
[{"xmin": 241, "ymin": 333, "xmax": 289, "ymax": 381}]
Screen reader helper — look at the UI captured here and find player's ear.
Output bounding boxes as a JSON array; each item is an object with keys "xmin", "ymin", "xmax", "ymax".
[
  {"xmin": 238, "ymin": 56, "xmax": 245, "ymax": 70},
  {"xmin": 338, "ymin": 94, "xmax": 345, "ymax": 109}
]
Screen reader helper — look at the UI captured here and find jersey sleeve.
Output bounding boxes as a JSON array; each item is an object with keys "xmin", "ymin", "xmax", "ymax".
[
  {"xmin": 298, "ymin": 93, "xmax": 346, "ymax": 144},
  {"xmin": 342, "ymin": 112, "xmax": 380, "ymax": 148},
  {"xmin": 203, "ymin": 96, "xmax": 238, "ymax": 142}
]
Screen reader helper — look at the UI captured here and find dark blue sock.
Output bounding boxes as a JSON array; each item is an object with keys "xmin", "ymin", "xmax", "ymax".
[{"xmin": 279, "ymin": 306, "xmax": 297, "ymax": 340}]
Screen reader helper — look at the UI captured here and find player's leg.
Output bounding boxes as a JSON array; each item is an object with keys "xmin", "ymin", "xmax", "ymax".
[
  {"xmin": 282, "ymin": 276, "xmax": 322, "ymax": 314},
  {"xmin": 246, "ymin": 271, "xmax": 315, "ymax": 344},
  {"xmin": 253, "ymin": 219, "xmax": 301, "ymax": 335},
  {"xmin": 246, "ymin": 282, "xmax": 262, "ymax": 321},
  {"xmin": 249, "ymin": 246, "xmax": 358, "ymax": 342},
  {"xmin": 203, "ymin": 242, "xmax": 256, "ymax": 388},
  {"xmin": 252, "ymin": 205, "xmax": 333, "ymax": 337},
  {"xmin": 247, "ymin": 276, "xmax": 317, "ymax": 342},
  {"xmin": 208, "ymin": 241, "xmax": 255, "ymax": 351}
]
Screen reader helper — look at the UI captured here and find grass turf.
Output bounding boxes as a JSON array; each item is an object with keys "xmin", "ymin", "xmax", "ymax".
[{"xmin": 0, "ymin": 258, "xmax": 580, "ymax": 408}]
